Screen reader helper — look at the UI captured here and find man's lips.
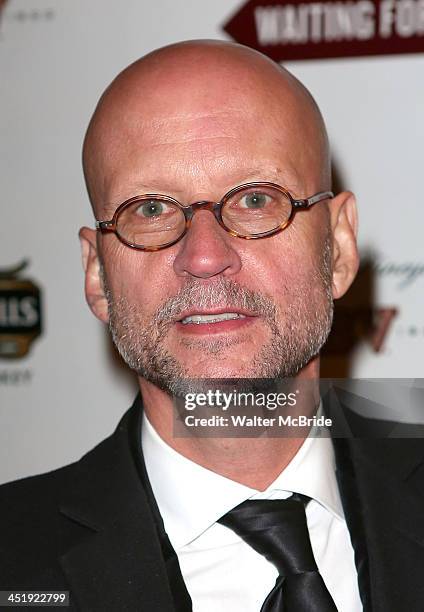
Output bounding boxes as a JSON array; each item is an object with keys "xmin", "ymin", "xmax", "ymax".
[
  {"xmin": 174, "ymin": 308, "xmax": 258, "ymax": 334},
  {"xmin": 176, "ymin": 307, "xmax": 257, "ymax": 323}
]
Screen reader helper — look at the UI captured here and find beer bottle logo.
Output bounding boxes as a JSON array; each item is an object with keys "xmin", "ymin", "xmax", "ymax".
[{"xmin": 0, "ymin": 260, "xmax": 42, "ymax": 359}]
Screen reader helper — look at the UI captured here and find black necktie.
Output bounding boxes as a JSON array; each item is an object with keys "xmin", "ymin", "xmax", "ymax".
[{"xmin": 218, "ymin": 495, "xmax": 338, "ymax": 612}]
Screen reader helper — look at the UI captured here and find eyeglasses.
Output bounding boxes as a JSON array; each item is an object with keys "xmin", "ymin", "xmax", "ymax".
[{"xmin": 95, "ymin": 182, "xmax": 333, "ymax": 251}]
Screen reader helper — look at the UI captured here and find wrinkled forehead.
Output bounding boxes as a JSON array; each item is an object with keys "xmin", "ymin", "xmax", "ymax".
[{"xmin": 83, "ymin": 43, "xmax": 329, "ymax": 212}]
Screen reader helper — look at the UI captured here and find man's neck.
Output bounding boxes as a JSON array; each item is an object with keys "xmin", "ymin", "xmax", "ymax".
[{"xmin": 139, "ymin": 360, "xmax": 320, "ymax": 491}]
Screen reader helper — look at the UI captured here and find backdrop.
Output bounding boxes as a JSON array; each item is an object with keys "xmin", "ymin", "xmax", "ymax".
[{"xmin": 1, "ymin": 0, "xmax": 423, "ymax": 484}]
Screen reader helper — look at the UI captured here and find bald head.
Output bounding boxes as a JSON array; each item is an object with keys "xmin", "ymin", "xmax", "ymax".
[{"xmin": 83, "ymin": 40, "xmax": 330, "ymax": 215}]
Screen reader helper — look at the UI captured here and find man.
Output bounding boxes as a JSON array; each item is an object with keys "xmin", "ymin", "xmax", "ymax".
[{"xmin": 1, "ymin": 40, "xmax": 423, "ymax": 612}]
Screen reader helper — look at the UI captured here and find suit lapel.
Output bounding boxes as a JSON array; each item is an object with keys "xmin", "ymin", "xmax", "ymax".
[
  {"xmin": 128, "ymin": 399, "xmax": 193, "ymax": 612},
  {"xmin": 333, "ymin": 427, "xmax": 424, "ymax": 611},
  {"xmin": 58, "ymin": 401, "xmax": 176, "ymax": 612}
]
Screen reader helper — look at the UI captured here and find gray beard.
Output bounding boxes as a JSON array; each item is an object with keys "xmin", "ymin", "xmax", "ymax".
[{"xmin": 102, "ymin": 233, "xmax": 333, "ymax": 397}]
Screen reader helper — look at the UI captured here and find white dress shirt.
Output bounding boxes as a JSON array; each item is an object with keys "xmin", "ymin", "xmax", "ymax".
[{"xmin": 142, "ymin": 413, "xmax": 363, "ymax": 612}]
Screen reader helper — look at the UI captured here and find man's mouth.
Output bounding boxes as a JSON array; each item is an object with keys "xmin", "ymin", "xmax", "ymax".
[
  {"xmin": 180, "ymin": 312, "xmax": 247, "ymax": 325},
  {"xmin": 174, "ymin": 308, "xmax": 257, "ymax": 335}
]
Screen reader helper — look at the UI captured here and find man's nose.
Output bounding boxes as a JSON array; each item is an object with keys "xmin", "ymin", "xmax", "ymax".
[{"xmin": 172, "ymin": 209, "xmax": 242, "ymax": 279}]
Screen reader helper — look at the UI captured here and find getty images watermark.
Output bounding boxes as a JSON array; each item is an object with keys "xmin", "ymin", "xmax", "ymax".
[
  {"xmin": 172, "ymin": 379, "xmax": 424, "ymax": 438},
  {"xmin": 183, "ymin": 388, "xmax": 331, "ymax": 429},
  {"xmin": 173, "ymin": 379, "xmax": 331, "ymax": 438}
]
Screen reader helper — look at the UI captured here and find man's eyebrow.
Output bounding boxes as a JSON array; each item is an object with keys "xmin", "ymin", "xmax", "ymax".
[
  {"xmin": 101, "ymin": 182, "xmax": 166, "ymax": 213},
  {"xmin": 240, "ymin": 167, "xmax": 300, "ymax": 188}
]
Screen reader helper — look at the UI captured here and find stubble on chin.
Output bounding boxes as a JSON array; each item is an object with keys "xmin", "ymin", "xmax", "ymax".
[{"xmin": 100, "ymin": 231, "xmax": 333, "ymax": 396}]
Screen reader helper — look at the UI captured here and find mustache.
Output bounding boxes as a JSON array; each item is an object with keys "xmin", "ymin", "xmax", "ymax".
[{"xmin": 153, "ymin": 277, "xmax": 278, "ymax": 326}]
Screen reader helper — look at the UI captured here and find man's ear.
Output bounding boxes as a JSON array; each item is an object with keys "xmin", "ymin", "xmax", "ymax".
[
  {"xmin": 329, "ymin": 191, "xmax": 359, "ymax": 299},
  {"xmin": 79, "ymin": 227, "xmax": 109, "ymax": 323}
]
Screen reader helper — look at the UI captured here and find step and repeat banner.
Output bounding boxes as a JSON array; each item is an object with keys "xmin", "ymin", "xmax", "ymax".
[{"xmin": 1, "ymin": 0, "xmax": 423, "ymax": 484}]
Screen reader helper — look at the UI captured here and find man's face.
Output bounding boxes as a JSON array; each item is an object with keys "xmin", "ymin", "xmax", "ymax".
[{"xmin": 93, "ymin": 85, "xmax": 334, "ymax": 394}]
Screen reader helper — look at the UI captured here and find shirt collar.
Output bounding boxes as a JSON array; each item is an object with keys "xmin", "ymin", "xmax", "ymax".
[{"xmin": 142, "ymin": 404, "xmax": 344, "ymax": 551}]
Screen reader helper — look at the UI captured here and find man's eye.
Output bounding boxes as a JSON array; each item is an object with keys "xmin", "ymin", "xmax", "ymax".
[
  {"xmin": 240, "ymin": 192, "xmax": 270, "ymax": 209},
  {"xmin": 136, "ymin": 200, "xmax": 168, "ymax": 217}
]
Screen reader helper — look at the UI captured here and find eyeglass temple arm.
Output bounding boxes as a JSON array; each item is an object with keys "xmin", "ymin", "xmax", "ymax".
[
  {"xmin": 292, "ymin": 191, "xmax": 334, "ymax": 209},
  {"xmin": 96, "ymin": 220, "xmax": 115, "ymax": 231}
]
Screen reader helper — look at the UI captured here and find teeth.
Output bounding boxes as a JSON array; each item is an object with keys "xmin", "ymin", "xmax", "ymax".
[{"xmin": 181, "ymin": 312, "xmax": 246, "ymax": 325}]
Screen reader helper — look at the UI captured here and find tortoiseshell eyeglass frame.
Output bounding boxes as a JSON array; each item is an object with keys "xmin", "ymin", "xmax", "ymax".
[{"xmin": 95, "ymin": 182, "xmax": 334, "ymax": 252}]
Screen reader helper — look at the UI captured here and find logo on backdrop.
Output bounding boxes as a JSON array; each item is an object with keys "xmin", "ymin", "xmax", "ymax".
[
  {"xmin": 374, "ymin": 259, "xmax": 424, "ymax": 289},
  {"xmin": 0, "ymin": 3, "xmax": 54, "ymax": 32},
  {"xmin": 322, "ymin": 258, "xmax": 400, "ymax": 356},
  {"xmin": 323, "ymin": 256, "xmax": 424, "ymax": 357},
  {"xmin": 325, "ymin": 305, "xmax": 398, "ymax": 354},
  {"xmin": 223, "ymin": 0, "xmax": 424, "ymax": 61},
  {"xmin": 0, "ymin": 260, "xmax": 42, "ymax": 359}
]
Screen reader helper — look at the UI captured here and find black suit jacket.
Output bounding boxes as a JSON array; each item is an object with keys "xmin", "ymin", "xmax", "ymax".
[{"xmin": 1, "ymin": 394, "xmax": 424, "ymax": 611}]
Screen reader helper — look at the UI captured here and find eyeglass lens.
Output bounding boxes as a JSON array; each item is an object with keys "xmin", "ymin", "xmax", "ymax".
[{"xmin": 116, "ymin": 185, "xmax": 292, "ymax": 248}]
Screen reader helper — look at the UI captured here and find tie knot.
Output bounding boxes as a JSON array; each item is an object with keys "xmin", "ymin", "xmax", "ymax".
[{"xmin": 218, "ymin": 495, "xmax": 317, "ymax": 576}]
